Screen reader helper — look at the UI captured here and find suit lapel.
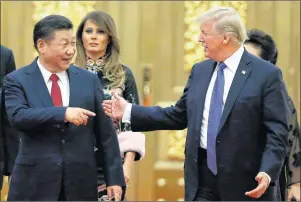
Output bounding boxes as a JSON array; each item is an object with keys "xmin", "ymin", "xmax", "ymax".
[
  {"xmin": 26, "ymin": 59, "xmax": 53, "ymax": 107},
  {"xmin": 218, "ymin": 52, "xmax": 252, "ymax": 133},
  {"xmin": 195, "ymin": 62, "xmax": 216, "ymax": 132},
  {"xmin": 67, "ymin": 66, "xmax": 80, "ymax": 107}
]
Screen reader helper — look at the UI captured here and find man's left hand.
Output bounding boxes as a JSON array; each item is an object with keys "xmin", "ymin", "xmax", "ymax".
[
  {"xmin": 287, "ymin": 182, "xmax": 300, "ymax": 201},
  {"xmin": 245, "ymin": 173, "xmax": 269, "ymax": 198},
  {"xmin": 107, "ymin": 185, "xmax": 122, "ymax": 201}
]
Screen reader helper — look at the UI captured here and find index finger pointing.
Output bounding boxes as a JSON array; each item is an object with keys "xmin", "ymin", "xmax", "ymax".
[{"xmin": 82, "ymin": 109, "xmax": 96, "ymax": 117}]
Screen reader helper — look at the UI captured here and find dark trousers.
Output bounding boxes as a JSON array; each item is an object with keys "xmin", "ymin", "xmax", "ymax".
[{"xmin": 193, "ymin": 148, "xmax": 221, "ymax": 201}]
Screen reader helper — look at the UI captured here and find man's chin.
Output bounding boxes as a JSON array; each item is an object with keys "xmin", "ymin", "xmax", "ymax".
[
  {"xmin": 59, "ymin": 65, "xmax": 70, "ymax": 71},
  {"xmin": 204, "ymin": 52, "xmax": 210, "ymax": 59}
]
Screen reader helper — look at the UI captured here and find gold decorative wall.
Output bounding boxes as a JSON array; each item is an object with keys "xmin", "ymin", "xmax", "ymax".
[
  {"xmin": 32, "ymin": 1, "xmax": 96, "ymax": 58},
  {"xmin": 32, "ymin": 1, "xmax": 96, "ymax": 27},
  {"xmin": 167, "ymin": 130, "xmax": 186, "ymax": 160},
  {"xmin": 184, "ymin": 1, "xmax": 247, "ymax": 72},
  {"xmin": 167, "ymin": 1, "xmax": 248, "ymax": 161}
]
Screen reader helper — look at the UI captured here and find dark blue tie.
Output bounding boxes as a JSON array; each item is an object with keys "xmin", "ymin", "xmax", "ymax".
[{"xmin": 207, "ymin": 62, "xmax": 227, "ymax": 175}]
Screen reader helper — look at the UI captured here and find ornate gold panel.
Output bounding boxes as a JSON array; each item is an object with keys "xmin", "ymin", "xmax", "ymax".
[
  {"xmin": 32, "ymin": 1, "xmax": 96, "ymax": 58},
  {"xmin": 184, "ymin": 1, "xmax": 247, "ymax": 72},
  {"xmin": 32, "ymin": 1, "xmax": 96, "ymax": 28},
  {"xmin": 167, "ymin": 130, "xmax": 186, "ymax": 161}
]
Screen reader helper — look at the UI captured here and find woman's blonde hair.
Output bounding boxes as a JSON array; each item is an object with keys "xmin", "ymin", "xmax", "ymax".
[{"xmin": 75, "ymin": 11, "xmax": 125, "ymax": 88}]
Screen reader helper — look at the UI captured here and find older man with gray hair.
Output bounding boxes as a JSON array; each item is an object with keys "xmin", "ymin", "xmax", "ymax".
[{"xmin": 103, "ymin": 7, "xmax": 289, "ymax": 201}]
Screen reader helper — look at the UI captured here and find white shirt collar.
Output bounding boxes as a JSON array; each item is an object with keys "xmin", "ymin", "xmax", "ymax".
[
  {"xmin": 221, "ymin": 45, "xmax": 244, "ymax": 73},
  {"xmin": 37, "ymin": 58, "xmax": 68, "ymax": 83}
]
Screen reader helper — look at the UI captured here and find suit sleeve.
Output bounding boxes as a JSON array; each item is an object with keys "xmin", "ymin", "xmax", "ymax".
[
  {"xmin": 130, "ymin": 65, "xmax": 195, "ymax": 132},
  {"xmin": 4, "ymin": 74, "xmax": 67, "ymax": 131},
  {"xmin": 93, "ymin": 75, "xmax": 125, "ymax": 187},
  {"xmin": 287, "ymin": 105, "xmax": 301, "ymax": 185},
  {"xmin": 6, "ymin": 49, "xmax": 16, "ymax": 75},
  {"xmin": 260, "ymin": 68, "xmax": 289, "ymax": 183},
  {"xmin": 1, "ymin": 49, "xmax": 18, "ymax": 177}
]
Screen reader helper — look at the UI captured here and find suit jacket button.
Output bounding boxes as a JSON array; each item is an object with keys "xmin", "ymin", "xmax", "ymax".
[
  {"xmin": 62, "ymin": 140, "xmax": 65, "ymax": 144},
  {"xmin": 194, "ymin": 158, "xmax": 197, "ymax": 162},
  {"xmin": 52, "ymin": 124, "xmax": 60, "ymax": 128},
  {"xmin": 57, "ymin": 163, "xmax": 61, "ymax": 166}
]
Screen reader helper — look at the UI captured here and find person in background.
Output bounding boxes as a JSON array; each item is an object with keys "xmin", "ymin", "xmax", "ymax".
[
  {"xmin": 244, "ymin": 28, "xmax": 300, "ymax": 202},
  {"xmin": 0, "ymin": 45, "xmax": 20, "ymax": 199},
  {"xmin": 75, "ymin": 11, "xmax": 145, "ymax": 200}
]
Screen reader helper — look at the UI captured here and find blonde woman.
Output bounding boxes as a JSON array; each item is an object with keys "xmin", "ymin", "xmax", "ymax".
[{"xmin": 75, "ymin": 11, "xmax": 145, "ymax": 200}]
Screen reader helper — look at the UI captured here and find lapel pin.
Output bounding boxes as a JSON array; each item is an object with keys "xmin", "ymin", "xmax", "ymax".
[{"xmin": 242, "ymin": 70, "xmax": 246, "ymax": 75}]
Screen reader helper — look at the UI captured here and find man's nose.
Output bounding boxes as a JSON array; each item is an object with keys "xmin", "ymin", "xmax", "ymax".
[
  {"xmin": 198, "ymin": 34, "xmax": 204, "ymax": 42},
  {"xmin": 67, "ymin": 47, "xmax": 76, "ymax": 55}
]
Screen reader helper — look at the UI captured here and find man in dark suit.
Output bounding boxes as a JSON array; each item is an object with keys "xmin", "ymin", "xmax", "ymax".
[
  {"xmin": 0, "ymin": 45, "xmax": 20, "ymax": 193},
  {"xmin": 103, "ymin": 7, "xmax": 289, "ymax": 201},
  {"xmin": 3, "ymin": 15, "xmax": 125, "ymax": 201}
]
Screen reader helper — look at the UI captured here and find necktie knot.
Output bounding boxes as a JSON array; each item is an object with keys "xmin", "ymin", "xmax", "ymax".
[
  {"xmin": 50, "ymin": 74, "xmax": 59, "ymax": 82},
  {"xmin": 218, "ymin": 62, "xmax": 227, "ymax": 71},
  {"xmin": 50, "ymin": 74, "xmax": 62, "ymax": 107}
]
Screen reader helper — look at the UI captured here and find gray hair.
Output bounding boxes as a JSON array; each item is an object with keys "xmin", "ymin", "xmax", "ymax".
[{"xmin": 196, "ymin": 7, "xmax": 247, "ymax": 45}]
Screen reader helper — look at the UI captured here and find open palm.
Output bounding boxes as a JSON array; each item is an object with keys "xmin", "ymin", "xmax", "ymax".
[{"xmin": 103, "ymin": 92, "xmax": 128, "ymax": 120}]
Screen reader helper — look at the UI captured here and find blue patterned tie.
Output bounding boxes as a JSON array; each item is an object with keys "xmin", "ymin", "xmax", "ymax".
[{"xmin": 207, "ymin": 62, "xmax": 227, "ymax": 175}]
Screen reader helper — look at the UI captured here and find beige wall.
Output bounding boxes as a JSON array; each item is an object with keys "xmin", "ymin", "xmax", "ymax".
[
  {"xmin": 1, "ymin": 1, "xmax": 300, "ymax": 201},
  {"xmin": 1, "ymin": 1, "xmax": 34, "ymax": 68}
]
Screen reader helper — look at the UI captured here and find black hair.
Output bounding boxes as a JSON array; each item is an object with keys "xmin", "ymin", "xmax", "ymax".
[
  {"xmin": 245, "ymin": 29, "xmax": 278, "ymax": 65},
  {"xmin": 33, "ymin": 14, "xmax": 73, "ymax": 51}
]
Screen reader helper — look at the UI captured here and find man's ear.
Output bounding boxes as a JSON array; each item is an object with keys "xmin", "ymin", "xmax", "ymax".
[
  {"xmin": 37, "ymin": 39, "xmax": 45, "ymax": 54},
  {"xmin": 223, "ymin": 34, "xmax": 231, "ymax": 44}
]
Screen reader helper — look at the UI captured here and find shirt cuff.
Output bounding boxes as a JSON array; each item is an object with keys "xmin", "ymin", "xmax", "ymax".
[
  {"xmin": 122, "ymin": 103, "xmax": 132, "ymax": 124},
  {"xmin": 259, "ymin": 172, "xmax": 271, "ymax": 185}
]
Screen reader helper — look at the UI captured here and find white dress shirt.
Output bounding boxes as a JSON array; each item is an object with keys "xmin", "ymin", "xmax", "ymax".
[
  {"xmin": 37, "ymin": 58, "xmax": 70, "ymax": 106},
  {"xmin": 200, "ymin": 46, "xmax": 244, "ymax": 149}
]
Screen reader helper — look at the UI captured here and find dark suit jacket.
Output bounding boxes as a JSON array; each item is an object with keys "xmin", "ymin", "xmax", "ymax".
[
  {"xmin": 0, "ymin": 45, "xmax": 20, "ymax": 189},
  {"xmin": 3, "ymin": 59, "xmax": 125, "ymax": 200},
  {"xmin": 129, "ymin": 50, "xmax": 289, "ymax": 200}
]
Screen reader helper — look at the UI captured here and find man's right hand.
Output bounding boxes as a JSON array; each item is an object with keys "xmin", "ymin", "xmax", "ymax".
[
  {"xmin": 65, "ymin": 107, "xmax": 96, "ymax": 126},
  {"xmin": 102, "ymin": 92, "xmax": 128, "ymax": 120}
]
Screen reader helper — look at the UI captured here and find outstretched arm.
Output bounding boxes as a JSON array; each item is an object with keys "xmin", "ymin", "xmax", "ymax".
[{"xmin": 103, "ymin": 66, "xmax": 195, "ymax": 132}]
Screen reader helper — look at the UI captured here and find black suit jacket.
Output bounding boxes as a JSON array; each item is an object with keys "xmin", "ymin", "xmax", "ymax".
[
  {"xmin": 0, "ymin": 45, "xmax": 19, "ymax": 189},
  {"xmin": 3, "ymin": 59, "xmax": 125, "ymax": 200},
  {"xmin": 130, "ymin": 50, "xmax": 289, "ymax": 200}
]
